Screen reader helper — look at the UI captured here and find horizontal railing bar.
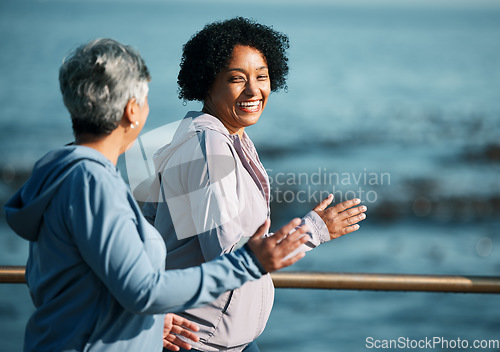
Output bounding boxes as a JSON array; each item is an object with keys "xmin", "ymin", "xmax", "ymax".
[
  {"xmin": 271, "ymin": 272, "xmax": 500, "ymax": 293},
  {"xmin": 0, "ymin": 266, "xmax": 25, "ymax": 284},
  {"xmin": 2, "ymin": 266, "xmax": 500, "ymax": 293}
]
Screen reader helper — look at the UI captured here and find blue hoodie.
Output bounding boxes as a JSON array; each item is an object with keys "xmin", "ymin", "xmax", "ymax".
[{"xmin": 4, "ymin": 145, "xmax": 265, "ymax": 352}]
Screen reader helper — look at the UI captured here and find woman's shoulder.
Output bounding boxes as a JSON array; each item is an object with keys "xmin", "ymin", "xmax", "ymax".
[
  {"xmin": 29, "ymin": 145, "xmax": 122, "ymax": 194},
  {"xmin": 63, "ymin": 161, "xmax": 131, "ymax": 217},
  {"xmin": 63, "ymin": 152, "xmax": 125, "ymax": 196},
  {"xmin": 155, "ymin": 115, "xmax": 236, "ymax": 171},
  {"xmin": 169, "ymin": 127, "xmax": 234, "ymax": 160},
  {"xmin": 200, "ymin": 129, "xmax": 235, "ymax": 156},
  {"xmin": 72, "ymin": 159, "xmax": 118, "ymax": 181}
]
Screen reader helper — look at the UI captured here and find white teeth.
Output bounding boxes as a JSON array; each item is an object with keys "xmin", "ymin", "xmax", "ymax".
[{"xmin": 238, "ymin": 101, "xmax": 260, "ymax": 107}]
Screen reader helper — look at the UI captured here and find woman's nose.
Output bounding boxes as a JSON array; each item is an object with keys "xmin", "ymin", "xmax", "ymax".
[{"xmin": 244, "ymin": 79, "xmax": 259, "ymax": 96}]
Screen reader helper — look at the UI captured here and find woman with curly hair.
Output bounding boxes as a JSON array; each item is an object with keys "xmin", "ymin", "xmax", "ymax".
[{"xmin": 144, "ymin": 17, "xmax": 367, "ymax": 352}]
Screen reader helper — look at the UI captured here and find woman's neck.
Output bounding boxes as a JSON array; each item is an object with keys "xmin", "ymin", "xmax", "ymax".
[
  {"xmin": 202, "ymin": 105, "xmax": 245, "ymax": 138},
  {"xmin": 75, "ymin": 133, "xmax": 122, "ymax": 165}
]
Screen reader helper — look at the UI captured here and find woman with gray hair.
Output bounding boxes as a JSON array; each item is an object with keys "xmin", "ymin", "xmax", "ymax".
[{"xmin": 4, "ymin": 38, "xmax": 311, "ymax": 352}]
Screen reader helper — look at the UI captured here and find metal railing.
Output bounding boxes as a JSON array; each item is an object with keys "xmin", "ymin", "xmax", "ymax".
[
  {"xmin": 0, "ymin": 266, "xmax": 25, "ymax": 284},
  {"xmin": 271, "ymin": 271, "xmax": 500, "ymax": 293},
  {"xmin": 2, "ymin": 266, "xmax": 500, "ymax": 293}
]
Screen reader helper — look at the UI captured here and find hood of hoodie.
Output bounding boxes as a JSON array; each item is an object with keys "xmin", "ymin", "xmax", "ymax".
[
  {"xmin": 4, "ymin": 146, "xmax": 113, "ymax": 241},
  {"xmin": 152, "ymin": 111, "xmax": 236, "ymax": 174}
]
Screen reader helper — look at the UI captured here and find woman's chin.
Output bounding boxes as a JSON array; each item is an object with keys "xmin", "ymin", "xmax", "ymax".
[{"xmin": 237, "ymin": 112, "xmax": 262, "ymax": 127}]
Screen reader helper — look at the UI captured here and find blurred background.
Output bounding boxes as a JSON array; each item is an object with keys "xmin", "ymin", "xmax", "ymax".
[{"xmin": 1, "ymin": 0, "xmax": 499, "ymax": 351}]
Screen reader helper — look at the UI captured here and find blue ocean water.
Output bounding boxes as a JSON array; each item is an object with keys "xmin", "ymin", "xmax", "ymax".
[{"xmin": 1, "ymin": 1, "xmax": 500, "ymax": 351}]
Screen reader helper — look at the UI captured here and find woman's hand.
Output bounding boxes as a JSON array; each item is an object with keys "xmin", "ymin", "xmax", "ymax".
[
  {"xmin": 313, "ymin": 194, "xmax": 367, "ymax": 240},
  {"xmin": 163, "ymin": 313, "xmax": 200, "ymax": 351},
  {"xmin": 246, "ymin": 218, "xmax": 310, "ymax": 272}
]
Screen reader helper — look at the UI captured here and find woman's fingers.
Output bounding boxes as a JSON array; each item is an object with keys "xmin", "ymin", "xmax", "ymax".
[
  {"xmin": 313, "ymin": 193, "xmax": 334, "ymax": 212},
  {"xmin": 338, "ymin": 224, "xmax": 361, "ymax": 237},
  {"xmin": 345, "ymin": 205, "xmax": 367, "ymax": 216},
  {"xmin": 171, "ymin": 314, "xmax": 200, "ymax": 333},
  {"xmin": 275, "ymin": 224, "xmax": 310, "ymax": 266},
  {"xmin": 163, "ymin": 341, "xmax": 181, "ymax": 351},
  {"xmin": 271, "ymin": 218, "xmax": 302, "ymax": 243},
  {"xmin": 327, "ymin": 200, "xmax": 366, "ymax": 224},
  {"xmin": 169, "ymin": 325, "xmax": 199, "ymax": 342},
  {"xmin": 272, "ymin": 225, "xmax": 310, "ymax": 270},
  {"xmin": 277, "ymin": 222, "xmax": 310, "ymax": 247},
  {"xmin": 333, "ymin": 198, "xmax": 362, "ymax": 213},
  {"xmin": 280, "ymin": 251, "xmax": 306, "ymax": 267},
  {"xmin": 163, "ymin": 332, "xmax": 183, "ymax": 350},
  {"xmin": 163, "ymin": 339, "xmax": 181, "ymax": 351},
  {"xmin": 339, "ymin": 205, "xmax": 367, "ymax": 223},
  {"xmin": 163, "ymin": 334, "xmax": 192, "ymax": 350},
  {"xmin": 317, "ymin": 198, "xmax": 367, "ymax": 240},
  {"xmin": 169, "ymin": 314, "xmax": 199, "ymax": 342},
  {"xmin": 163, "ymin": 326, "xmax": 198, "ymax": 350},
  {"xmin": 320, "ymin": 198, "xmax": 364, "ymax": 221},
  {"xmin": 248, "ymin": 219, "xmax": 270, "ymax": 242},
  {"xmin": 246, "ymin": 218, "xmax": 309, "ymax": 272},
  {"xmin": 163, "ymin": 314, "xmax": 199, "ymax": 350}
]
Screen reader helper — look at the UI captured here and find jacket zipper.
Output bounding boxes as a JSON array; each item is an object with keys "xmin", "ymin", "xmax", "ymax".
[{"xmin": 222, "ymin": 290, "xmax": 234, "ymax": 313}]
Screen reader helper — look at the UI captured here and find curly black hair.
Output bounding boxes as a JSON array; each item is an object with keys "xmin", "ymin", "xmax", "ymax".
[{"xmin": 178, "ymin": 17, "xmax": 290, "ymax": 101}]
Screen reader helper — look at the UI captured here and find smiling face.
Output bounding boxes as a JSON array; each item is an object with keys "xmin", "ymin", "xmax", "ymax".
[{"xmin": 203, "ymin": 45, "xmax": 271, "ymax": 137}]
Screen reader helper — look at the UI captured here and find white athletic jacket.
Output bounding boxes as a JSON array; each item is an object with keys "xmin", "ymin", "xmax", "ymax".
[{"xmin": 143, "ymin": 111, "xmax": 329, "ymax": 352}]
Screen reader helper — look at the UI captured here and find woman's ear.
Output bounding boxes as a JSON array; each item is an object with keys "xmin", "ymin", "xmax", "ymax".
[{"xmin": 123, "ymin": 98, "xmax": 138, "ymax": 124}]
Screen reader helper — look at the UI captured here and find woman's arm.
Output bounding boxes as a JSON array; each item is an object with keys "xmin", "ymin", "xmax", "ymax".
[{"xmin": 69, "ymin": 171, "xmax": 308, "ymax": 315}]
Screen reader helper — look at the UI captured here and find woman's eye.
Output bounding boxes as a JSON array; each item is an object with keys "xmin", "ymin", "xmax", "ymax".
[
  {"xmin": 229, "ymin": 76, "xmax": 245, "ymax": 83},
  {"xmin": 257, "ymin": 75, "xmax": 269, "ymax": 81}
]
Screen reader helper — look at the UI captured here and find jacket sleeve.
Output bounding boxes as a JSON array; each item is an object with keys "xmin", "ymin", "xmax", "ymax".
[
  {"xmin": 68, "ymin": 170, "xmax": 263, "ymax": 315},
  {"xmin": 160, "ymin": 131, "xmax": 249, "ymax": 262},
  {"xmin": 302, "ymin": 210, "xmax": 331, "ymax": 250},
  {"xmin": 275, "ymin": 211, "xmax": 330, "ymax": 260}
]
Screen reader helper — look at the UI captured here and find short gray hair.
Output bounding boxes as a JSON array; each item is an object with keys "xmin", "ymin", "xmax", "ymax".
[{"xmin": 59, "ymin": 38, "xmax": 151, "ymax": 136}]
